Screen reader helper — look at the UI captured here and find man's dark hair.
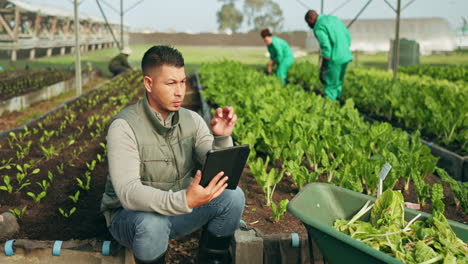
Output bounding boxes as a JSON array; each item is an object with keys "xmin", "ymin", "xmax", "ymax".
[
  {"xmin": 260, "ymin": 28, "xmax": 272, "ymax": 38},
  {"xmin": 305, "ymin": 10, "xmax": 318, "ymax": 21},
  {"xmin": 141, "ymin": 45, "xmax": 184, "ymax": 76}
]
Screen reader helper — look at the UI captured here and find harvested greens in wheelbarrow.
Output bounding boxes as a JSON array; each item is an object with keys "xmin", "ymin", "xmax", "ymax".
[{"xmin": 333, "ymin": 185, "xmax": 467, "ymax": 264}]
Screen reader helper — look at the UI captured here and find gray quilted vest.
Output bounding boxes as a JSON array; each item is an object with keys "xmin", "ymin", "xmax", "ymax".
[{"xmin": 100, "ymin": 93, "xmax": 197, "ymax": 223}]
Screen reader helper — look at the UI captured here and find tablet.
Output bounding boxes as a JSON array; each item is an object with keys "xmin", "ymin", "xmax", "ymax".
[{"xmin": 200, "ymin": 144, "xmax": 250, "ymax": 189}]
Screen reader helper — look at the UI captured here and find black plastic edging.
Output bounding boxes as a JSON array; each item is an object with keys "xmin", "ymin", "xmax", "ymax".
[
  {"xmin": 421, "ymin": 139, "xmax": 467, "ymax": 182},
  {"xmin": 360, "ymin": 112, "xmax": 467, "ymax": 182},
  {"xmin": 0, "ymin": 75, "xmax": 116, "ymax": 140},
  {"xmin": 193, "ymin": 72, "xmax": 212, "ymax": 126},
  {"xmin": 261, "ymin": 233, "xmax": 311, "ymax": 264},
  {"xmin": 236, "ymin": 220, "xmax": 313, "ymax": 264}
]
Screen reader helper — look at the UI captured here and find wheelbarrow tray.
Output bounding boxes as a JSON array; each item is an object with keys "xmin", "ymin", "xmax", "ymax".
[{"xmin": 287, "ymin": 182, "xmax": 467, "ymax": 264}]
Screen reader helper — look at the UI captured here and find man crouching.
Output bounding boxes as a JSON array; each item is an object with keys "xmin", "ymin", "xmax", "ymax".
[{"xmin": 100, "ymin": 45, "xmax": 245, "ymax": 264}]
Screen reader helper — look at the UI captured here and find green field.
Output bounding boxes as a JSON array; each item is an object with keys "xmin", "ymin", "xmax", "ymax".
[{"xmin": 0, "ymin": 44, "xmax": 467, "ymax": 77}]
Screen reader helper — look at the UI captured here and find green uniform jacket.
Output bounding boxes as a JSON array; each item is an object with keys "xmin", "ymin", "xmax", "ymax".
[
  {"xmin": 267, "ymin": 36, "xmax": 294, "ymax": 65},
  {"xmin": 108, "ymin": 54, "xmax": 131, "ymax": 71},
  {"xmin": 314, "ymin": 15, "xmax": 353, "ymax": 64}
]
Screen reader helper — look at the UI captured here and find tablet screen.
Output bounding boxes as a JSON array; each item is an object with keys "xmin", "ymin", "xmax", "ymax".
[{"xmin": 200, "ymin": 144, "xmax": 250, "ymax": 189}]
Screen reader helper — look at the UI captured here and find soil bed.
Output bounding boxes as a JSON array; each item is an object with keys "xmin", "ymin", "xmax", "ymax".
[
  {"xmin": 0, "ymin": 77, "xmax": 107, "ymax": 132},
  {"xmin": 0, "ymin": 71, "xmax": 143, "ymax": 242},
  {"xmin": 239, "ymin": 166, "xmax": 306, "ymax": 234}
]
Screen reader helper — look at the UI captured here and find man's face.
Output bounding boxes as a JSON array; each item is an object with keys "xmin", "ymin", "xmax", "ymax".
[
  {"xmin": 144, "ymin": 65, "xmax": 186, "ymax": 119},
  {"xmin": 263, "ymin": 36, "xmax": 272, "ymax": 45},
  {"xmin": 306, "ymin": 17, "xmax": 316, "ymax": 29}
]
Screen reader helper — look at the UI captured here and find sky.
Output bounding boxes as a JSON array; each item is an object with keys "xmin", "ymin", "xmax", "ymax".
[{"xmin": 30, "ymin": 0, "xmax": 468, "ymax": 33}]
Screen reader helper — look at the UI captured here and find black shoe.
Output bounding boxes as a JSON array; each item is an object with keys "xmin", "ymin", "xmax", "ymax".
[
  {"xmin": 134, "ymin": 252, "xmax": 166, "ymax": 264},
  {"xmin": 197, "ymin": 229, "xmax": 233, "ymax": 264}
]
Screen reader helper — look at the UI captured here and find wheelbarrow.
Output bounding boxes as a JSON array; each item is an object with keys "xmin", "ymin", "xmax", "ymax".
[{"xmin": 287, "ymin": 182, "xmax": 468, "ymax": 264}]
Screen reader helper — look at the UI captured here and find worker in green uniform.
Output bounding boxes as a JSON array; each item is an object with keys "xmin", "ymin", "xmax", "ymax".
[
  {"xmin": 108, "ymin": 47, "xmax": 133, "ymax": 76},
  {"xmin": 260, "ymin": 28, "xmax": 294, "ymax": 85},
  {"xmin": 305, "ymin": 10, "xmax": 353, "ymax": 101}
]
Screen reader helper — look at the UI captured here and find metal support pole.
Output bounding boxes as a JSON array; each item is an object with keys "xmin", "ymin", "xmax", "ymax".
[
  {"xmin": 320, "ymin": 0, "xmax": 324, "ymax": 14},
  {"xmin": 74, "ymin": 0, "xmax": 82, "ymax": 95},
  {"xmin": 330, "ymin": 0, "xmax": 354, "ymax": 15},
  {"xmin": 347, "ymin": 0, "xmax": 373, "ymax": 28},
  {"xmin": 120, "ymin": 0, "xmax": 124, "ymax": 49},
  {"xmin": 393, "ymin": 0, "xmax": 401, "ymax": 80},
  {"xmin": 96, "ymin": 0, "xmax": 121, "ymax": 50},
  {"xmin": 401, "ymin": 0, "xmax": 417, "ymax": 11}
]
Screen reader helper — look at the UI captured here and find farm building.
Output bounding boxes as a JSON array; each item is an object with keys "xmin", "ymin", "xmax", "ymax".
[{"xmin": 0, "ymin": 0, "xmax": 126, "ymax": 61}]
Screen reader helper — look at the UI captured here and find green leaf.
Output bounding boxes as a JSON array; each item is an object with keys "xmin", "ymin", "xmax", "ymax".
[
  {"xmin": 415, "ymin": 241, "xmax": 439, "ymax": 263},
  {"xmin": 69, "ymin": 207, "xmax": 76, "ymax": 216},
  {"xmin": 442, "ymin": 252, "xmax": 457, "ymax": 264},
  {"xmin": 37, "ymin": 192, "xmax": 46, "ymax": 200},
  {"xmin": 431, "ymin": 184, "xmax": 445, "ymax": 215},
  {"xmin": 370, "ymin": 189, "xmax": 405, "ymax": 228},
  {"xmin": 321, "ymin": 149, "xmax": 330, "ymax": 167}
]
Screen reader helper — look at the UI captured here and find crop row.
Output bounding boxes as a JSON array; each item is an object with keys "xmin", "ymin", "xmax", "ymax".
[
  {"xmin": 0, "ymin": 69, "xmax": 74, "ymax": 101},
  {"xmin": 287, "ymin": 62, "xmax": 468, "ymax": 154},
  {"xmin": 399, "ymin": 64, "xmax": 468, "ymax": 83},
  {"xmin": 199, "ymin": 61, "xmax": 467, "ymax": 221},
  {"xmin": 0, "ymin": 71, "xmax": 143, "ymax": 240}
]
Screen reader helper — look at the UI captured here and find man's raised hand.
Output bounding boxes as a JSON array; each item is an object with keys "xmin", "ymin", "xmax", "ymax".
[{"xmin": 210, "ymin": 106, "xmax": 237, "ymax": 137}]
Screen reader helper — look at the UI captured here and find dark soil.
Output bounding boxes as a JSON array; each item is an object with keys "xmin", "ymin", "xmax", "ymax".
[
  {"xmin": 0, "ymin": 71, "xmax": 143, "ymax": 242},
  {"xmin": 394, "ymin": 173, "xmax": 467, "ymax": 224},
  {"xmin": 239, "ymin": 166, "xmax": 306, "ymax": 234}
]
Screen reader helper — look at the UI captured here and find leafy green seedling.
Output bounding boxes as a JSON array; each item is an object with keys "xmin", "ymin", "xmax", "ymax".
[
  {"xmin": 0, "ymin": 176, "xmax": 13, "ymax": 193},
  {"xmin": 76, "ymin": 171, "xmax": 91, "ymax": 191},
  {"xmin": 9, "ymin": 206, "xmax": 27, "ymax": 219},
  {"xmin": 47, "ymin": 171, "xmax": 55, "ymax": 182},
  {"xmin": 86, "ymin": 160, "xmax": 96, "ymax": 171},
  {"xmin": 36, "ymin": 180, "xmax": 50, "ymax": 192},
  {"xmin": 58, "ymin": 207, "xmax": 76, "ymax": 218},
  {"xmin": 271, "ymin": 199, "xmax": 289, "ymax": 222},
  {"xmin": 27, "ymin": 191, "xmax": 46, "ymax": 203},
  {"xmin": 69, "ymin": 190, "xmax": 80, "ymax": 203}
]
